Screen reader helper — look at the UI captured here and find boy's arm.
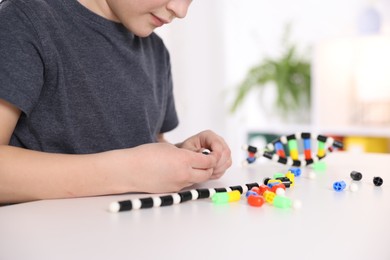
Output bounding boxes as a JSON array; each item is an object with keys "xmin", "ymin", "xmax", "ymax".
[
  {"xmin": 0, "ymin": 99, "xmax": 129, "ymax": 203},
  {"xmin": 0, "ymin": 99, "xmax": 217, "ymax": 204}
]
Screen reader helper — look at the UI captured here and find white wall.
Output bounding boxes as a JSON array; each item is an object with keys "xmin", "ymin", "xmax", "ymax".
[
  {"xmin": 157, "ymin": 0, "xmax": 390, "ymax": 164},
  {"xmin": 156, "ymin": 1, "xmax": 227, "ymax": 143}
]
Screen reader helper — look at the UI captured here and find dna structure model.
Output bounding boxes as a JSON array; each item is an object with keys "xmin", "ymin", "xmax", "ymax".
[{"xmin": 242, "ymin": 132, "xmax": 343, "ymax": 167}]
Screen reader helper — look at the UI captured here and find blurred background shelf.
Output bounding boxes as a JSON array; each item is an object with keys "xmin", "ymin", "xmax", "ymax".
[
  {"xmin": 247, "ymin": 124, "xmax": 390, "ymax": 155},
  {"xmin": 247, "ymin": 125, "xmax": 390, "ymax": 137}
]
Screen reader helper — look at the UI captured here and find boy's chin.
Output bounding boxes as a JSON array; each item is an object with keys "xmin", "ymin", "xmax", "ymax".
[
  {"xmin": 130, "ymin": 28, "xmax": 154, "ymax": 38},
  {"xmin": 135, "ymin": 32, "xmax": 153, "ymax": 38}
]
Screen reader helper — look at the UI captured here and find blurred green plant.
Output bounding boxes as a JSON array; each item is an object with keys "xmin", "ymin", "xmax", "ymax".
[{"xmin": 230, "ymin": 25, "xmax": 311, "ymax": 118}]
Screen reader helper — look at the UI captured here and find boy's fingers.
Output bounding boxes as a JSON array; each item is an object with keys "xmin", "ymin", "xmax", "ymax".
[
  {"xmin": 215, "ymin": 156, "xmax": 232, "ymax": 173},
  {"xmin": 188, "ymin": 168, "xmax": 213, "ymax": 184},
  {"xmin": 188, "ymin": 150, "xmax": 217, "ymax": 169}
]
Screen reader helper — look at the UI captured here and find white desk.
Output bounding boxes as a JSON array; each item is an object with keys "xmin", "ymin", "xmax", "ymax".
[{"xmin": 1, "ymin": 152, "xmax": 389, "ymax": 260}]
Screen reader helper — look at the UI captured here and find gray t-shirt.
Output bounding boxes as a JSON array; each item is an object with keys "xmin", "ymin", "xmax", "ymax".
[{"xmin": 0, "ymin": 0, "xmax": 179, "ymax": 153}]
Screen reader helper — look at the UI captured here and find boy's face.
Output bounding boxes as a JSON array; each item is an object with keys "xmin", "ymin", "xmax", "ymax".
[{"xmin": 105, "ymin": 0, "xmax": 193, "ymax": 37}]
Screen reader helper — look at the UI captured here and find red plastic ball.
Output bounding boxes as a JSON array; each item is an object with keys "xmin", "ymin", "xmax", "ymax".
[
  {"xmin": 258, "ymin": 185, "xmax": 271, "ymax": 195},
  {"xmin": 247, "ymin": 195, "xmax": 265, "ymax": 207},
  {"xmin": 271, "ymin": 183, "xmax": 286, "ymax": 193},
  {"xmin": 250, "ymin": 187, "xmax": 261, "ymax": 195}
]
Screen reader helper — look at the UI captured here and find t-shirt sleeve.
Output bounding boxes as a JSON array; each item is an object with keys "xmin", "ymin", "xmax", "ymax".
[{"xmin": 0, "ymin": 1, "xmax": 44, "ymax": 115}]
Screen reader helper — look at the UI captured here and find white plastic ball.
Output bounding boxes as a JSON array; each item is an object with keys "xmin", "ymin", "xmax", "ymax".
[
  {"xmin": 276, "ymin": 188, "xmax": 286, "ymax": 196},
  {"xmin": 349, "ymin": 183, "xmax": 359, "ymax": 192},
  {"xmin": 108, "ymin": 202, "xmax": 120, "ymax": 213}
]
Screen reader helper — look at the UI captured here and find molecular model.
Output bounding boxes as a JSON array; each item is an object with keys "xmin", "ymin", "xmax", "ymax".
[
  {"xmin": 242, "ymin": 132, "xmax": 343, "ymax": 167},
  {"xmin": 211, "ymin": 168, "xmax": 303, "ymax": 210},
  {"xmin": 108, "ymin": 133, "xmax": 388, "ymax": 214}
]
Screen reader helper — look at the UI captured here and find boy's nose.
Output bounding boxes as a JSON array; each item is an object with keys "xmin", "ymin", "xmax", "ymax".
[{"xmin": 167, "ymin": 0, "xmax": 192, "ymax": 19}]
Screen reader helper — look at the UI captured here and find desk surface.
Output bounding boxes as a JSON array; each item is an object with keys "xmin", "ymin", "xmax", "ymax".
[{"xmin": 1, "ymin": 152, "xmax": 389, "ymax": 260}]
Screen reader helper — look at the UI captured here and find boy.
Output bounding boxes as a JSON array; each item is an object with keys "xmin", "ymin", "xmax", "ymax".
[{"xmin": 0, "ymin": 0, "xmax": 231, "ymax": 203}]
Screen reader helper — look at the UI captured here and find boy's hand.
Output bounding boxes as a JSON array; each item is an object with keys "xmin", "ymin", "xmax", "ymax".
[
  {"xmin": 177, "ymin": 130, "xmax": 232, "ymax": 180},
  {"xmin": 115, "ymin": 142, "xmax": 219, "ymax": 193}
]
